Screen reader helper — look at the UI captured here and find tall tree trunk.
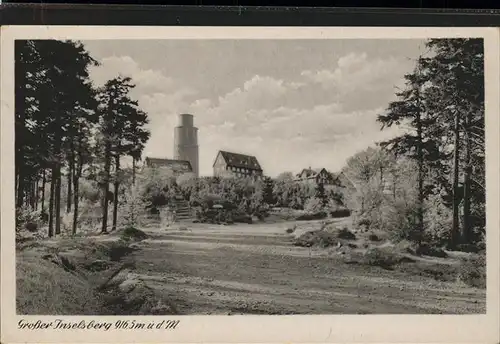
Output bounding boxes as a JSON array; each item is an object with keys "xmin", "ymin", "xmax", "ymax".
[
  {"xmin": 25, "ymin": 180, "xmax": 31, "ymax": 208},
  {"xmin": 34, "ymin": 177, "xmax": 39, "ymax": 210},
  {"xmin": 48, "ymin": 167, "xmax": 56, "ymax": 237},
  {"xmin": 66, "ymin": 160, "xmax": 73, "ymax": 213},
  {"xmin": 16, "ymin": 170, "xmax": 25, "ymax": 209},
  {"xmin": 15, "ymin": 167, "xmax": 19, "ymax": 205},
  {"xmin": 72, "ymin": 179, "xmax": 79, "ymax": 235},
  {"xmin": 392, "ymin": 172, "xmax": 397, "ymax": 201},
  {"xmin": 451, "ymin": 112, "xmax": 461, "ymax": 248},
  {"xmin": 55, "ymin": 165, "xmax": 62, "ymax": 235},
  {"xmin": 101, "ymin": 142, "xmax": 112, "ymax": 234},
  {"xmin": 72, "ymin": 166, "xmax": 81, "ymax": 236},
  {"xmin": 15, "ymin": 40, "xmax": 26, "ymax": 210},
  {"xmin": 41, "ymin": 169, "xmax": 46, "ymax": 212},
  {"xmin": 112, "ymin": 155, "xmax": 120, "ymax": 231},
  {"xmin": 415, "ymin": 99, "xmax": 424, "ymax": 241},
  {"xmin": 132, "ymin": 157, "xmax": 136, "ymax": 185},
  {"xmin": 462, "ymin": 112, "xmax": 472, "ymax": 244},
  {"xmin": 29, "ymin": 180, "xmax": 35, "ymax": 208}
]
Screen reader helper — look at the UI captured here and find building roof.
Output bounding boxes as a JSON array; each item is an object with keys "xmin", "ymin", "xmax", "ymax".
[
  {"xmin": 144, "ymin": 157, "xmax": 193, "ymax": 172},
  {"xmin": 296, "ymin": 167, "xmax": 329, "ymax": 179},
  {"xmin": 213, "ymin": 150, "xmax": 263, "ymax": 171}
]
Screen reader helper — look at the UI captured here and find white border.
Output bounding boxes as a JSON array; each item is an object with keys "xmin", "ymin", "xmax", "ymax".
[{"xmin": 1, "ymin": 26, "xmax": 499, "ymax": 344}]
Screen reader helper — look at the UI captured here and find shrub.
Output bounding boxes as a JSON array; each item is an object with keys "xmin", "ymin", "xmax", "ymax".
[
  {"xmin": 330, "ymin": 208, "xmax": 351, "ymax": 218},
  {"xmin": 423, "ymin": 193, "xmax": 452, "ymax": 246},
  {"xmin": 295, "ymin": 211, "xmax": 327, "ymax": 221},
  {"xmin": 415, "ymin": 243, "xmax": 448, "ymax": 258},
  {"xmin": 16, "ymin": 206, "xmax": 42, "ymax": 232},
  {"xmin": 106, "ymin": 240, "xmax": 136, "ymax": 262},
  {"xmin": 336, "ymin": 227, "xmax": 356, "ymax": 240},
  {"xmin": 76, "ymin": 200, "xmax": 103, "ymax": 231},
  {"xmin": 457, "ymin": 253, "xmax": 486, "ymax": 288},
  {"xmin": 197, "ymin": 208, "xmax": 229, "ymax": 224},
  {"xmin": 368, "ymin": 233, "xmax": 380, "ymax": 241},
  {"xmin": 119, "ymin": 185, "xmax": 149, "ymax": 228},
  {"xmin": 383, "ymin": 201, "xmax": 423, "ymax": 243},
  {"xmin": 361, "ymin": 247, "xmax": 415, "ymax": 270},
  {"xmin": 356, "ymin": 217, "xmax": 371, "ymax": 230},
  {"xmin": 120, "ymin": 226, "xmax": 148, "ymax": 242},
  {"xmin": 294, "ymin": 230, "xmax": 338, "ymax": 248},
  {"xmin": 455, "ymin": 244, "xmax": 481, "ymax": 254},
  {"xmin": 232, "ymin": 211, "xmax": 253, "ymax": 224},
  {"xmin": 78, "ymin": 179, "xmax": 101, "ymax": 203},
  {"xmin": 304, "ymin": 197, "xmax": 323, "ymax": 213}
]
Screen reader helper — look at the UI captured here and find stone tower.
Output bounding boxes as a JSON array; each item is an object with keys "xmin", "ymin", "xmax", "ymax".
[{"xmin": 174, "ymin": 114, "xmax": 199, "ymax": 177}]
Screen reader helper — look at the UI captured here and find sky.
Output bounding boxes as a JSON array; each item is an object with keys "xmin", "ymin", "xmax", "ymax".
[{"xmin": 83, "ymin": 39, "xmax": 426, "ymax": 177}]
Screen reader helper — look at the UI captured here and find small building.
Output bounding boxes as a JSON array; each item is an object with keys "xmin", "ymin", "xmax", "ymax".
[
  {"xmin": 213, "ymin": 150, "xmax": 263, "ymax": 178},
  {"xmin": 143, "ymin": 157, "xmax": 193, "ymax": 176},
  {"xmin": 295, "ymin": 167, "xmax": 335, "ymax": 185}
]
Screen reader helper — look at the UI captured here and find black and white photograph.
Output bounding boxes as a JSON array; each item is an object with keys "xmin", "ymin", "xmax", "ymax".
[
  {"xmin": 11, "ymin": 35, "xmax": 489, "ymax": 315},
  {"xmin": 1, "ymin": 25, "xmax": 499, "ymax": 344}
]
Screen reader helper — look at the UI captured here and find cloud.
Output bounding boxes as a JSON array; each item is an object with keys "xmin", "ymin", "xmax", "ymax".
[
  {"xmin": 189, "ymin": 73, "xmax": 406, "ymax": 176},
  {"xmin": 183, "ymin": 52, "xmax": 413, "ymax": 176},
  {"xmin": 301, "ymin": 52, "xmax": 411, "ymax": 111},
  {"xmin": 90, "ymin": 56, "xmax": 175, "ymax": 93},
  {"xmin": 88, "ymin": 52, "xmax": 411, "ymax": 177}
]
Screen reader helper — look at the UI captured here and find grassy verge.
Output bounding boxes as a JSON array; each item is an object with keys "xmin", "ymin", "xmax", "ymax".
[
  {"xmin": 16, "ymin": 227, "xmax": 178, "ymax": 315},
  {"xmin": 17, "ymin": 254, "xmax": 102, "ymax": 315},
  {"xmin": 290, "ymin": 224, "xmax": 486, "ymax": 289}
]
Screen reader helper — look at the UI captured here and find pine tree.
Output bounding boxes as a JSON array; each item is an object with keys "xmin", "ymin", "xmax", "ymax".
[
  {"xmin": 378, "ymin": 38, "xmax": 485, "ymax": 247},
  {"xmin": 97, "ymin": 76, "xmax": 149, "ymax": 232},
  {"xmin": 377, "ymin": 56, "xmax": 435, "ymax": 242},
  {"xmin": 422, "ymin": 38, "xmax": 485, "ymax": 246},
  {"xmin": 262, "ymin": 177, "xmax": 275, "ymax": 206},
  {"xmin": 315, "ymin": 182, "xmax": 327, "ymax": 208},
  {"xmin": 15, "ymin": 40, "xmax": 98, "ymax": 237}
]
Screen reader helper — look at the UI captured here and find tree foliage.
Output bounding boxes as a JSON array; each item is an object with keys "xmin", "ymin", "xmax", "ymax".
[
  {"xmin": 15, "ymin": 40, "xmax": 150, "ymax": 236},
  {"xmin": 374, "ymin": 38, "xmax": 484, "ymax": 247}
]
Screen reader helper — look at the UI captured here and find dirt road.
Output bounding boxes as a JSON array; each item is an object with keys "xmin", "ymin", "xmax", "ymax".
[{"xmin": 130, "ymin": 220, "xmax": 485, "ymax": 315}]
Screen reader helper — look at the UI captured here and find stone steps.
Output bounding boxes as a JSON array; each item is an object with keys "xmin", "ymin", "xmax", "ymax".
[{"xmin": 171, "ymin": 196, "xmax": 194, "ymax": 221}]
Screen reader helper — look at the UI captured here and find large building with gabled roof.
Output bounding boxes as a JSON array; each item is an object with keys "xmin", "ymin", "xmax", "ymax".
[{"xmin": 213, "ymin": 150, "xmax": 263, "ymax": 179}]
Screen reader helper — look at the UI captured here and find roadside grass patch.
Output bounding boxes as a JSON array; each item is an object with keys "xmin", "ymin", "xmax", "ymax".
[
  {"xmin": 457, "ymin": 253, "xmax": 486, "ymax": 288},
  {"xmin": 415, "ymin": 243, "xmax": 448, "ymax": 258},
  {"xmin": 17, "ymin": 254, "xmax": 101, "ymax": 315},
  {"xmin": 100, "ymin": 286, "xmax": 179, "ymax": 315},
  {"xmin": 359, "ymin": 246, "xmax": 415, "ymax": 270},
  {"xmin": 294, "ymin": 230, "xmax": 337, "ymax": 248},
  {"xmin": 294, "ymin": 223, "xmax": 357, "ymax": 248},
  {"xmin": 102, "ymin": 240, "xmax": 136, "ymax": 262},
  {"xmin": 398, "ymin": 262, "xmax": 458, "ymax": 283}
]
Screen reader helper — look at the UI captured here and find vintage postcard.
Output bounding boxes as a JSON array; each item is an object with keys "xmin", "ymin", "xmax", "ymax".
[{"xmin": 1, "ymin": 25, "xmax": 499, "ymax": 343}]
